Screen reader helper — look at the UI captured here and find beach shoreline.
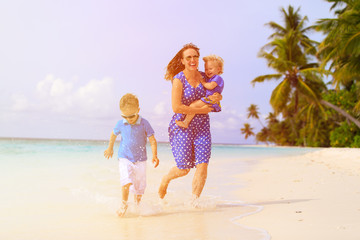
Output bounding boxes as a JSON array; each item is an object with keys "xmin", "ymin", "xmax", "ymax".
[
  {"xmin": 2, "ymin": 139, "xmax": 359, "ymax": 239},
  {"xmin": 235, "ymin": 148, "xmax": 360, "ymax": 240}
]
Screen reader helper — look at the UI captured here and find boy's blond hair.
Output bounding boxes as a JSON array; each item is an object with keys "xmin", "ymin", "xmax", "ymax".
[
  {"xmin": 203, "ymin": 55, "xmax": 224, "ymax": 75},
  {"xmin": 119, "ymin": 93, "xmax": 139, "ymax": 110}
]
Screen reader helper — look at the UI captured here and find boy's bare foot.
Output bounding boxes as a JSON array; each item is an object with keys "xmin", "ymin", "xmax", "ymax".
[
  {"xmin": 158, "ymin": 177, "xmax": 169, "ymax": 199},
  {"xmin": 116, "ymin": 201, "xmax": 128, "ymax": 217},
  {"xmin": 175, "ymin": 120, "xmax": 189, "ymax": 128}
]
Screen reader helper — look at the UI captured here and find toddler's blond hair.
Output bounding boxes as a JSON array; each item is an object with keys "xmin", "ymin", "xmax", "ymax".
[{"xmin": 203, "ymin": 55, "xmax": 224, "ymax": 75}]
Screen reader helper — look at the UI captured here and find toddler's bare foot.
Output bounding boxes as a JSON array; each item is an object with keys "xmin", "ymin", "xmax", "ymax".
[
  {"xmin": 175, "ymin": 120, "xmax": 189, "ymax": 128},
  {"xmin": 116, "ymin": 201, "xmax": 128, "ymax": 217}
]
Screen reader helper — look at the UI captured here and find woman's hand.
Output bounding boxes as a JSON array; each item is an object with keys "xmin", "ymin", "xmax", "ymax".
[{"xmin": 199, "ymin": 104, "xmax": 213, "ymax": 114}]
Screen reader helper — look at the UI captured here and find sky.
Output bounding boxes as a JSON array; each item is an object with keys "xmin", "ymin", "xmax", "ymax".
[{"xmin": 0, "ymin": 0, "xmax": 334, "ymax": 144}]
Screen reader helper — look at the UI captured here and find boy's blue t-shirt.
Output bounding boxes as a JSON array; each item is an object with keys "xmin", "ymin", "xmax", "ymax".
[{"xmin": 113, "ymin": 115, "xmax": 154, "ymax": 162}]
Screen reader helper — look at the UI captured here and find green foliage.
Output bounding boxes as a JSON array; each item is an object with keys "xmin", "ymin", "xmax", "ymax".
[
  {"xmin": 329, "ymin": 122, "xmax": 359, "ymax": 147},
  {"xmin": 317, "ymin": 0, "xmax": 360, "ymax": 112},
  {"xmin": 322, "ymin": 84, "xmax": 358, "ymax": 112},
  {"xmin": 351, "ymin": 135, "xmax": 360, "ymax": 148}
]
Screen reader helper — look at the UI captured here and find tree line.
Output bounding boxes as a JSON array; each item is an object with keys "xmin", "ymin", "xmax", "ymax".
[{"xmin": 241, "ymin": 0, "xmax": 360, "ymax": 147}]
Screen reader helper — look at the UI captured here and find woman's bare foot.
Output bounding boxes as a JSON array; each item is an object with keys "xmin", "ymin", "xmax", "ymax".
[
  {"xmin": 175, "ymin": 120, "xmax": 189, "ymax": 128},
  {"xmin": 158, "ymin": 176, "xmax": 170, "ymax": 199}
]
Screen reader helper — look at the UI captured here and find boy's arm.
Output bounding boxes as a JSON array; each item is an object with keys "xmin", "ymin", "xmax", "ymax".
[
  {"xmin": 104, "ymin": 131, "xmax": 117, "ymax": 159},
  {"xmin": 148, "ymin": 135, "xmax": 159, "ymax": 168}
]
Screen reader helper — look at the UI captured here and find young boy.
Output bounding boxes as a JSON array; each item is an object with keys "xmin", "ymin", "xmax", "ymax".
[
  {"xmin": 176, "ymin": 55, "xmax": 225, "ymax": 128},
  {"xmin": 104, "ymin": 93, "xmax": 159, "ymax": 217}
]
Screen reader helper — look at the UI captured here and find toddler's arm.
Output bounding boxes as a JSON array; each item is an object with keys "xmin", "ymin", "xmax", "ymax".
[
  {"xmin": 148, "ymin": 135, "xmax": 159, "ymax": 168},
  {"xmin": 200, "ymin": 78, "xmax": 218, "ymax": 90},
  {"xmin": 104, "ymin": 131, "xmax": 117, "ymax": 159}
]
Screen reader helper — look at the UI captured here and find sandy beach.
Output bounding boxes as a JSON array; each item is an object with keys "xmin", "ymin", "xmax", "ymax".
[
  {"xmin": 235, "ymin": 148, "xmax": 360, "ymax": 240},
  {"xmin": 2, "ymin": 139, "xmax": 360, "ymax": 240}
]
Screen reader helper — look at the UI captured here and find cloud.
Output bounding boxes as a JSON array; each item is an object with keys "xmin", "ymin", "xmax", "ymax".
[
  {"xmin": 210, "ymin": 106, "xmax": 247, "ymax": 130},
  {"xmin": 37, "ymin": 75, "xmax": 73, "ymax": 98},
  {"xmin": 12, "ymin": 74, "xmax": 118, "ymax": 118},
  {"xmin": 74, "ymin": 77, "xmax": 116, "ymax": 116},
  {"xmin": 211, "ymin": 120, "xmax": 225, "ymax": 130}
]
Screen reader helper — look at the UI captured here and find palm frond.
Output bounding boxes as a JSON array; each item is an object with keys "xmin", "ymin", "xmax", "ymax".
[
  {"xmin": 297, "ymin": 76, "xmax": 321, "ymax": 103},
  {"xmin": 270, "ymin": 79, "xmax": 291, "ymax": 114},
  {"xmin": 251, "ymin": 74, "xmax": 283, "ymax": 86}
]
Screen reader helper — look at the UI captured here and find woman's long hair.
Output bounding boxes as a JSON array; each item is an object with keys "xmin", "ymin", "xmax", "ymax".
[{"xmin": 165, "ymin": 43, "xmax": 200, "ymax": 81}]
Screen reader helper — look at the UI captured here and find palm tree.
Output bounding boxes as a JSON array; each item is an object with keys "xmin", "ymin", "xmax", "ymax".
[
  {"xmin": 252, "ymin": 5, "xmax": 325, "ymax": 116},
  {"xmin": 317, "ymin": 0, "xmax": 360, "ymax": 88},
  {"xmin": 266, "ymin": 5, "xmax": 317, "ymax": 55},
  {"xmin": 253, "ymin": 4, "xmax": 360, "ymax": 132},
  {"xmin": 256, "ymin": 127, "xmax": 271, "ymax": 144},
  {"xmin": 247, "ymin": 104, "xmax": 264, "ymax": 127},
  {"xmin": 266, "ymin": 112, "xmax": 279, "ymax": 124},
  {"xmin": 316, "ymin": 0, "xmax": 360, "ymax": 113},
  {"xmin": 241, "ymin": 123, "xmax": 255, "ymax": 139}
]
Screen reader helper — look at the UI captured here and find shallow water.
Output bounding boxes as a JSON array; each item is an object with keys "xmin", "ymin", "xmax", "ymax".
[{"xmin": 0, "ymin": 138, "xmax": 317, "ymax": 240}]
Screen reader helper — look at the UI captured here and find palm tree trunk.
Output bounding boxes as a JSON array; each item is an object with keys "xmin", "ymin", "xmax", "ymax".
[
  {"xmin": 294, "ymin": 89, "xmax": 299, "ymax": 114},
  {"xmin": 320, "ymin": 99, "xmax": 360, "ymax": 128}
]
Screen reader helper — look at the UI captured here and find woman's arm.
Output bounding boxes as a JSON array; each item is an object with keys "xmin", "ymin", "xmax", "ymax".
[{"xmin": 172, "ymin": 78, "xmax": 213, "ymax": 114}]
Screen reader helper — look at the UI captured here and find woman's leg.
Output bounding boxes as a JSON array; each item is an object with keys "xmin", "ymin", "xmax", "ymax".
[
  {"xmin": 158, "ymin": 166, "xmax": 190, "ymax": 199},
  {"xmin": 192, "ymin": 163, "xmax": 208, "ymax": 198}
]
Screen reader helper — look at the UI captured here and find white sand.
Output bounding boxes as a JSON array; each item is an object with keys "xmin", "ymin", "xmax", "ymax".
[
  {"xmin": 3, "ymin": 146, "xmax": 359, "ymax": 240},
  {"xmin": 235, "ymin": 148, "xmax": 360, "ymax": 240}
]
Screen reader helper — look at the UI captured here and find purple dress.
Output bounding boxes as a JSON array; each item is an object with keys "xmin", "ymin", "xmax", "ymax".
[{"xmin": 168, "ymin": 71, "xmax": 211, "ymax": 169}]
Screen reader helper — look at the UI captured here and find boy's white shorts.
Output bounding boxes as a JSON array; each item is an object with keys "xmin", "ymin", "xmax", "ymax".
[{"xmin": 118, "ymin": 158, "xmax": 147, "ymax": 195}]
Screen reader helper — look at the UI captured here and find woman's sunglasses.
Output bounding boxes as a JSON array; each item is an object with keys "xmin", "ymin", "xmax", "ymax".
[{"xmin": 184, "ymin": 55, "xmax": 199, "ymax": 61}]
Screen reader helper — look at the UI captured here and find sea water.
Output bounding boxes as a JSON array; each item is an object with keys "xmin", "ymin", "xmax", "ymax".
[{"xmin": 0, "ymin": 138, "xmax": 317, "ymax": 240}]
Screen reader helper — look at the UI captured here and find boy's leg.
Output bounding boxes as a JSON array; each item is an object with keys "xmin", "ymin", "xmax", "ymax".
[
  {"xmin": 134, "ymin": 194, "xmax": 142, "ymax": 205},
  {"xmin": 118, "ymin": 158, "xmax": 134, "ymax": 217},
  {"xmin": 175, "ymin": 100, "xmax": 205, "ymax": 128},
  {"xmin": 117, "ymin": 183, "xmax": 131, "ymax": 217},
  {"xmin": 129, "ymin": 161, "xmax": 146, "ymax": 206},
  {"xmin": 122, "ymin": 183, "xmax": 131, "ymax": 202}
]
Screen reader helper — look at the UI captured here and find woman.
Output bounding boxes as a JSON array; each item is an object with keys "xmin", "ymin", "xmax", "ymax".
[{"xmin": 158, "ymin": 43, "xmax": 221, "ymax": 201}]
